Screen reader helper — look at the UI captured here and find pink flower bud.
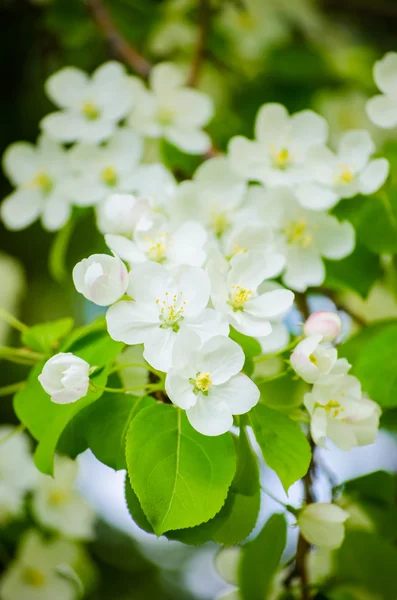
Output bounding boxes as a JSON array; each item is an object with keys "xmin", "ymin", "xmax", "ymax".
[{"xmin": 303, "ymin": 311, "xmax": 342, "ymax": 342}]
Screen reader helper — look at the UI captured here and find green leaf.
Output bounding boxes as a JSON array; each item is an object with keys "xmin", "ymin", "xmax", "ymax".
[
  {"xmin": 258, "ymin": 374, "xmax": 308, "ymax": 412},
  {"xmin": 232, "ymin": 425, "xmax": 260, "ymax": 496},
  {"xmin": 212, "ymin": 489, "xmax": 260, "ymax": 546},
  {"xmin": 250, "ymin": 404, "xmax": 311, "ymax": 492},
  {"xmin": 125, "ymin": 404, "xmax": 236, "ymax": 536},
  {"xmin": 59, "ymin": 393, "xmax": 155, "ymax": 470},
  {"xmin": 355, "ymin": 192, "xmax": 397, "ymax": 255},
  {"xmin": 354, "ymin": 323, "xmax": 397, "ymax": 407},
  {"xmin": 125, "ymin": 475, "xmax": 154, "ymax": 535},
  {"xmin": 21, "ymin": 318, "xmax": 74, "ymax": 354},
  {"xmin": 230, "ymin": 328, "xmax": 261, "ymax": 376},
  {"xmin": 338, "ymin": 320, "xmax": 396, "ymax": 366},
  {"xmin": 343, "ymin": 471, "xmax": 397, "ymax": 506},
  {"xmin": 239, "ymin": 513, "xmax": 287, "ymax": 600},
  {"xmin": 336, "ymin": 531, "xmax": 397, "ymax": 600},
  {"xmin": 324, "ymin": 241, "xmax": 382, "ymax": 298}
]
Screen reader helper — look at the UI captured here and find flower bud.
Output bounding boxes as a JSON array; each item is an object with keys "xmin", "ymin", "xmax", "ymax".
[
  {"xmin": 38, "ymin": 353, "xmax": 90, "ymax": 404},
  {"xmin": 304, "ymin": 311, "xmax": 342, "ymax": 343},
  {"xmin": 298, "ymin": 502, "xmax": 349, "ymax": 549},
  {"xmin": 73, "ymin": 254, "xmax": 128, "ymax": 306},
  {"xmin": 96, "ymin": 193, "xmax": 149, "ymax": 236}
]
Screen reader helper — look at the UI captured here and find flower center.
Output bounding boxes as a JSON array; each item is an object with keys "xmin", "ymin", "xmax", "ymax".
[
  {"xmin": 101, "ymin": 166, "xmax": 118, "ymax": 187},
  {"xmin": 145, "ymin": 232, "xmax": 169, "ymax": 262},
  {"xmin": 157, "ymin": 292, "xmax": 186, "ymax": 332},
  {"xmin": 229, "ymin": 284, "xmax": 253, "ymax": 311},
  {"xmin": 309, "ymin": 353, "xmax": 318, "ymax": 366},
  {"xmin": 48, "ymin": 488, "xmax": 69, "ymax": 506},
  {"xmin": 336, "ymin": 165, "xmax": 354, "ymax": 185},
  {"xmin": 23, "ymin": 567, "xmax": 46, "ymax": 587},
  {"xmin": 189, "ymin": 371, "xmax": 212, "ymax": 395},
  {"xmin": 323, "ymin": 399, "xmax": 344, "ymax": 418},
  {"xmin": 210, "ymin": 211, "xmax": 230, "ymax": 236},
  {"xmin": 82, "ymin": 102, "xmax": 100, "ymax": 120},
  {"xmin": 31, "ymin": 171, "xmax": 53, "ymax": 195},
  {"xmin": 284, "ymin": 219, "xmax": 313, "ymax": 248},
  {"xmin": 270, "ymin": 145, "xmax": 291, "ymax": 170},
  {"xmin": 157, "ymin": 107, "xmax": 174, "ymax": 126}
]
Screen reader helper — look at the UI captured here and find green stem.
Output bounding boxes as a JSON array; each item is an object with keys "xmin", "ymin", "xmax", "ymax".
[
  {"xmin": 0, "ymin": 424, "xmax": 26, "ymax": 447},
  {"xmin": 91, "ymin": 382, "xmax": 163, "ymax": 394},
  {"xmin": 0, "ymin": 381, "xmax": 26, "ymax": 397},
  {"xmin": 254, "ymin": 370, "xmax": 289, "ymax": 385},
  {"xmin": 49, "ymin": 216, "xmax": 77, "ymax": 283},
  {"xmin": 0, "ymin": 307, "xmax": 28, "ymax": 333},
  {"xmin": 261, "ymin": 486, "xmax": 298, "ymax": 515},
  {"xmin": 0, "ymin": 346, "xmax": 44, "ymax": 362}
]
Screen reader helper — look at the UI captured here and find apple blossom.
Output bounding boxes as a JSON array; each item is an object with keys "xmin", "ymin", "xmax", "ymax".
[
  {"xmin": 1, "ymin": 136, "xmax": 72, "ymax": 231},
  {"xmin": 106, "ymin": 261, "xmax": 229, "ymax": 371},
  {"xmin": 304, "ymin": 374, "xmax": 381, "ymax": 450},
  {"xmin": 96, "ymin": 193, "xmax": 150, "ymax": 236},
  {"xmin": 127, "ymin": 62, "xmax": 214, "ymax": 154},
  {"xmin": 298, "ymin": 502, "xmax": 350, "ymax": 549},
  {"xmin": 73, "ymin": 254, "xmax": 129, "ymax": 306},
  {"xmin": 208, "ymin": 250, "xmax": 294, "ymax": 337},
  {"xmin": 129, "ymin": 163, "xmax": 177, "ymax": 212},
  {"xmin": 304, "ymin": 311, "xmax": 342, "ymax": 342},
  {"xmin": 165, "ymin": 331, "xmax": 259, "ymax": 435},
  {"xmin": 38, "ymin": 353, "xmax": 90, "ymax": 404},
  {"xmin": 32, "ymin": 456, "xmax": 95, "ymax": 540},
  {"xmin": 41, "ymin": 61, "xmax": 135, "ymax": 143},
  {"xmin": 366, "ymin": 52, "xmax": 397, "ymax": 128},
  {"xmin": 290, "ymin": 334, "xmax": 338, "ymax": 384},
  {"xmin": 105, "ymin": 211, "xmax": 207, "ymax": 267}
]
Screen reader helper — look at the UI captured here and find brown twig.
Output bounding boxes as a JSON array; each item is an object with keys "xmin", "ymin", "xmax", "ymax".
[
  {"xmin": 187, "ymin": 0, "xmax": 212, "ymax": 87},
  {"xmin": 86, "ymin": 0, "xmax": 152, "ymax": 78}
]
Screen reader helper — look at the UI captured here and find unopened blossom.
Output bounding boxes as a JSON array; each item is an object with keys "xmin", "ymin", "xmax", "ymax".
[
  {"xmin": 291, "ymin": 334, "xmax": 338, "ymax": 384},
  {"xmin": 304, "ymin": 374, "xmax": 381, "ymax": 450},
  {"xmin": 32, "ymin": 456, "xmax": 95, "ymax": 540},
  {"xmin": 298, "ymin": 503, "xmax": 350, "ymax": 549},
  {"xmin": 73, "ymin": 254, "xmax": 129, "ymax": 306},
  {"xmin": 208, "ymin": 250, "xmax": 294, "ymax": 337},
  {"xmin": 128, "ymin": 62, "xmax": 214, "ymax": 154},
  {"xmin": 366, "ymin": 52, "xmax": 397, "ymax": 128},
  {"xmin": 0, "ymin": 530, "xmax": 79, "ymax": 600},
  {"xmin": 39, "ymin": 353, "xmax": 90, "ymax": 405},
  {"xmin": 68, "ymin": 128, "xmax": 142, "ymax": 207},
  {"xmin": 172, "ymin": 157, "xmax": 246, "ymax": 236},
  {"xmin": 96, "ymin": 193, "xmax": 149, "ymax": 236},
  {"xmin": 41, "ymin": 61, "xmax": 135, "ymax": 143},
  {"xmin": 166, "ymin": 332, "xmax": 259, "ymax": 435},
  {"xmin": 228, "ymin": 103, "xmax": 328, "ymax": 187},
  {"xmin": 304, "ymin": 311, "xmax": 342, "ymax": 342},
  {"xmin": 105, "ymin": 211, "xmax": 207, "ymax": 268},
  {"xmin": 246, "ymin": 187, "xmax": 355, "ymax": 292},
  {"xmin": 298, "ymin": 130, "xmax": 389, "ymax": 209},
  {"xmin": 106, "ymin": 261, "xmax": 228, "ymax": 371},
  {"xmin": 1, "ymin": 136, "xmax": 72, "ymax": 231}
]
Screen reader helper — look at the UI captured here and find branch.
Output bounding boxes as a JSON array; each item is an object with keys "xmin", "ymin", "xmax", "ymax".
[
  {"xmin": 187, "ymin": 0, "xmax": 212, "ymax": 87},
  {"xmin": 86, "ymin": 0, "xmax": 151, "ymax": 78}
]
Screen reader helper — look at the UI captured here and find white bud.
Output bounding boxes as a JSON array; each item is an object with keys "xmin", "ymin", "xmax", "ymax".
[
  {"xmin": 73, "ymin": 254, "xmax": 128, "ymax": 306},
  {"xmin": 298, "ymin": 502, "xmax": 349, "ymax": 549},
  {"xmin": 96, "ymin": 193, "xmax": 149, "ymax": 236},
  {"xmin": 38, "ymin": 353, "xmax": 90, "ymax": 404},
  {"xmin": 304, "ymin": 311, "xmax": 342, "ymax": 343}
]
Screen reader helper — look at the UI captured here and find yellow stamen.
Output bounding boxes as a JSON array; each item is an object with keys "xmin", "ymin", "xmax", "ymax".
[
  {"xmin": 194, "ymin": 372, "xmax": 212, "ymax": 393},
  {"xmin": 210, "ymin": 212, "xmax": 230, "ymax": 236},
  {"xmin": 82, "ymin": 102, "xmax": 100, "ymax": 120},
  {"xmin": 101, "ymin": 166, "xmax": 118, "ymax": 187},
  {"xmin": 157, "ymin": 107, "xmax": 174, "ymax": 126},
  {"xmin": 230, "ymin": 285, "xmax": 253, "ymax": 311},
  {"xmin": 23, "ymin": 567, "xmax": 46, "ymax": 587},
  {"xmin": 48, "ymin": 489, "xmax": 68, "ymax": 506},
  {"xmin": 30, "ymin": 171, "xmax": 53, "ymax": 195},
  {"xmin": 323, "ymin": 399, "xmax": 344, "ymax": 418},
  {"xmin": 336, "ymin": 165, "xmax": 354, "ymax": 185},
  {"xmin": 284, "ymin": 219, "xmax": 313, "ymax": 248}
]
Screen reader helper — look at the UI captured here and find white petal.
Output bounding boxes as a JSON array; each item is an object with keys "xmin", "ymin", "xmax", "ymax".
[
  {"xmin": 41, "ymin": 195, "xmax": 71, "ymax": 231},
  {"xmin": 255, "ymin": 103, "xmax": 289, "ymax": 143},
  {"xmin": 315, "ymin": 218, "xmax": 355, "ymax": 260},
  {"xmin": 2, "ymin": 142, "xmax": 38, "ymax": 186},
  {"xmin": 359, "ymin": 158, "xmax": 389, "ymax": 195},
  {"xmin": 228, "ymin": 136, "xmax": 267, "ymax": 182},
  {"xmin": 197, "ymin": 335, "xmax": 245, "ymax": 384},
  {"xmin": 175, "ymin": 266, "xmax": 210, "ymax": 317},
  {"xmin": 283, "ymin": 247, "xmax": 325, "ymax": 292},
  {"xmin": 245, "ymin": 289, "xmax": 294, "ymax": 319},
  {"xmin": 230, "ymin": 310, "xmax": 272, "ymax": 338},
  {"xmin": 373, "ymin": 52, "xmax": 397, "ymax": 95},
  {"xmin": 296, "ymin": 183, "xmax": 339, "ymax": 211},
  {"xmin": 165, "ymin": 371, "xmax": 197, "ymax": 409},
  {"xmin": 105, "ymin": 234, "xmax": 146, "ymax": 264},
  {"xmin": 338, "ymin": 130, "xmax": 375, "ymax": 171},
  {"xmin": 187, "ymin": 396, "xmax": 233, "ymax": 436},
  {"xmin": 184, "ymin": 308, "xmax": 229, "ymax": 343},
  {"xmin": 143, "ymin": 326, "xmax": 176, "ymax": 372},
  {"xmin": 106, "ymin": 300, "xmax": 159, "ymax": 344},
  {"xmin": 366, "ymin": 94, "xmax": 397, "ymax": 129},
  {"xmin": 150, "ymin": 62, "xmax": 185, "ymax": 94},
  {"xmin": 45, "ymin": 66, "xmax": 89, "ymax": 108},
  {"xmin": 1, "ymin": 188, "xmax": 43, "ymax": 231},
  {"xmin": 165, "ymin": 126, "xmax": 211, "ymax": 154},
  {"xmin": 40, "ymin": 112, "xmax": 88, "ymax": 143},
  {"xmin": 73, "ymin": 254, "xmax": 129, "ymax": 306},
  {"xmin": 289, "ymin": 110, "xmax": 328, "ymax": 149},
  {"xmin": 127, "ymin": 261, "xmax": 174, "ymax": 304},
  {"xmin": 212, "ymin": 373, "xmax": 259, "ymax": 414},
  {"xmin": 171, "ymin": 89, "xmax": 214, "ymax": 127}
]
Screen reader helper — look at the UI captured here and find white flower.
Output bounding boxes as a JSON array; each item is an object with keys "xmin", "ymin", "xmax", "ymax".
[
  {"xmin": 298, "ymin": 130, "xmax": 389, "ymax": 209},
  {"xmin": 304, "ymin": 374, "xmax": 381, "ymax": 450},
  {"xmin": 73, "ymin": 253, "xmax": 129, "ymax": 306},
  {"xmin": 105, "ymin": 211, "xmax": 207, "ymax": 267},
  {"xmin": 304, "ymin": 311, "xmax": 342, "ymax": 342},
  {"xmin": 248, "ymin": 187, "xmax": 355, "ymax": 292},
  {"xmin": 67, "ymin": 128, "xmax": 142, "ymax": 207},
  {"xmin": 228, "ymin": 103, "xmax": 328, "ymax": 187},
  {"xmin": 128, "ymin": 163, "xmax": 177, "ymax": 212},
  {"xmin": 106, "ymin": 261, "xmax": 228, "ymax": 372},
  {"xmin": 38, "ymin": 353, "xmax": 90, "ymax": 404},
  {"xmin": 366, "ymin": 52, "xmax": 397, "ymax": 128},
  {"xmin": 1, "ymin": 136, "xmax": 72, "ymax": 231},
  {"xmin": 165, "ymin": 331, "xmax": 259, "ymax": 435},
  {"xmin": 172, "ymin": 157, "xmax": 246, "ymax": 236},
  {"xmin": 128, "ymin": 62, "xmax": 214, "ymax": 154},
  {"xmin": 32, "ymin": 456, "xmax": 95, "ymax": 540},
  {"xmin": 223, "ymin": 222, "xmax": 274, "ymax": 261},
  {"xmin": 41, "ymin": 61, "xmax": 134, "ymax": 143},
  {"xmin": 0, "ymin": 530, "xmax": 80, "ymax": 600},
  {"xmin": 208, "ymin": 250, "xmax": 294, "ymax": 337},
  {"xmin": 290, "ymin": 335, "xmax": 338, "ymax": 384},
  {"xmin": 96, "ymin": 193, "xmax": 149, "ymax": 236},
  {"xmin": 298, "ymin": 503, "xmax": 350, "ymax": 549}
]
